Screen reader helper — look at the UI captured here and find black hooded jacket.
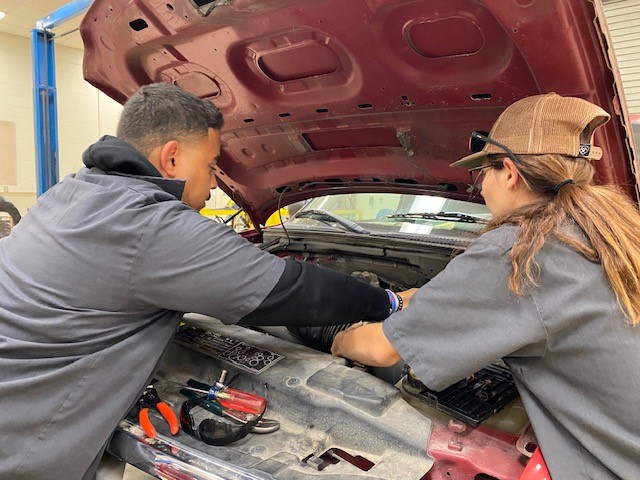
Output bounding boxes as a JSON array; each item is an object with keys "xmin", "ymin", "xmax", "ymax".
[{"xmin": 82, "ymin": 136, "xmax": 392, "ymax": 330}]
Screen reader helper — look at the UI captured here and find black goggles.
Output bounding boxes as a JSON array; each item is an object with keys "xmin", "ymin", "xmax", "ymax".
[
  {"xmin": 470, "ymin": 130, "xmax": 520, "ymax": 165},
  {"xmin": 179, "ymin": 396, "xmax": 263, "ymax": 446}
]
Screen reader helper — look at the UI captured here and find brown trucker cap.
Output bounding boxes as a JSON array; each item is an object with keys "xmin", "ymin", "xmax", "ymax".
[{"xmin": 451, "ymin": 93, "xmax": 611, "ymax": 168}]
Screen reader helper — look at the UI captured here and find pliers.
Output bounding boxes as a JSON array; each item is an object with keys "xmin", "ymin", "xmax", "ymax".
[{"xmin": 138, "ymin": 385, "xmax": 180, "ymax": 439}]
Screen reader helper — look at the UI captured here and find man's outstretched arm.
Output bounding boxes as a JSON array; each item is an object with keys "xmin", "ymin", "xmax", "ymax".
[{"xmin": 239, "ymin": 258, "xmax": 391, "ymax": 327}]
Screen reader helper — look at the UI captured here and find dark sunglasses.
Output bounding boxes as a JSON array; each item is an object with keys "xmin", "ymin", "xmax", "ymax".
[
  {"xmin": 179, "ymin": 396, "xmax": 262, "ymax": 446},
  {"xmin": 470, "ymin": 130, "xmax": 520, "ymax": 165}
]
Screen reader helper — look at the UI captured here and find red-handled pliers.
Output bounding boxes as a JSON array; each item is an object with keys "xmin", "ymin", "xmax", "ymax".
[{"xmin": 138, "ymin": 385, "xmax": 179, "ymax": 439}]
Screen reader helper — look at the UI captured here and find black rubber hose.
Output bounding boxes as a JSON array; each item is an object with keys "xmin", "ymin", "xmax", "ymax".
[{"xmin": 287, "ymin": 324, "xmax": 353, "ymax": 353}]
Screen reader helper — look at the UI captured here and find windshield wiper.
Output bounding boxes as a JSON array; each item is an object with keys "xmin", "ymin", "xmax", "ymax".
[
  {"xmin": 387, "ymin": 211, "xmax": 488, "ymax": 224},
  {"xmin": 294, "ymin": 209, "xmax": 370, "ymax": 234}
]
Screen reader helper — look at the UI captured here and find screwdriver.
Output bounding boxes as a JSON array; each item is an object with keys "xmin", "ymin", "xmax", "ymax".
[
  {"xmin": 180, "ymin": 388, "xmax": 224, "ymax": 415},
  {"xmin": 183, "ymin": 382, "xmax": 266, "ymax": 415},
  {"xmin": 180, "ymin": 388, "xmax": 258, "ymax": 421},
  {"xmin": 180, "ymin": 389, "xmax": 279, "ymax": 433}
]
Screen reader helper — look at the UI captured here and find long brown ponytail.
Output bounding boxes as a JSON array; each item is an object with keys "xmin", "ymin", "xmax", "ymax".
[{"xmin": 486, "ymin": 154, "xmax": 640, "ymax": 326}]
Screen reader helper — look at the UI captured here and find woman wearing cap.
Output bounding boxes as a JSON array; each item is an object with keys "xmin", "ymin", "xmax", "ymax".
[{"xmin": 331, "ymin": 93, "xmax": 640, "ymax": 479}]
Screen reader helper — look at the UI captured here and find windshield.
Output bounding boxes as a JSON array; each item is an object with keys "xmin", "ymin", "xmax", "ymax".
[{"xmin": 285, "ymin": 193, "xmax": 491, "ymax": 237}]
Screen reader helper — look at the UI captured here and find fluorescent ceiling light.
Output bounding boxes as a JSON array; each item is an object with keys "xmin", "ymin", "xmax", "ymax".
[{"xmin": 0, "ymin": 12, "xmax": 6, "ymax": 20}]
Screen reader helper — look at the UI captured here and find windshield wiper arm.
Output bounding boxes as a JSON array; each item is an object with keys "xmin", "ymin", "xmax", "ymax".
[
  {"xmin": 387, "ymin": 211, "xmax": 488, "ymax": 224},
  {"xmin": 294, "ymin": 209, "xmax": 370, "ymax": 234}
]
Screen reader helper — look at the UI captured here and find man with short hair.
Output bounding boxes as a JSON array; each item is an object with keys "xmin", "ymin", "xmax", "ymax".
[{"xmin": 0, "ymin": 83, "xmax": 404, "ymax": 480}]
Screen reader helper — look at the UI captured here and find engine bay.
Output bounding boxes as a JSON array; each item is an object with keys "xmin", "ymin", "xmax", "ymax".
[{"xmin": 112, "ymin": 230, "xmax": 535, "ymax": 479}]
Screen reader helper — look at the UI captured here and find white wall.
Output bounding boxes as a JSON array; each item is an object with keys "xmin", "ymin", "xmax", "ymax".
[
  {"xmin": 0, "ymin": 31, "xmax": 122, "ymax": 215},
  {"xmin": 603, "ymin": 0, "xmax": 640, "ymax": 115}
]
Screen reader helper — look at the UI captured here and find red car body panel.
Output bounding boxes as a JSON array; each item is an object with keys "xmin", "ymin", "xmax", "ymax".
[{"xmin": 81, "ymin": 0, "xmax": 638, "ymax": 226}]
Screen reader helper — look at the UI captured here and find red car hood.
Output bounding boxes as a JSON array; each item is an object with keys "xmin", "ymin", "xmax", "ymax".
[{"xmin": 81, "ymin": 0, "xmax": 637, "ymax": 226}]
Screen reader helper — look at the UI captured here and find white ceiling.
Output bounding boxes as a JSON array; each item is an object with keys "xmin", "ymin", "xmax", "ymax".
[{"xmin": 0, "ymin": 0, "xmax": 86, "ymax": 49}]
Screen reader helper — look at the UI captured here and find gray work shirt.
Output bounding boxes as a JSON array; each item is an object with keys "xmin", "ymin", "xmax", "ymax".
[
  {"xmin": 0, "ymin": 167, "xmax": 284, "ymax": 479},
  {"xmin": 384, "ymin": 225, "xmax": 640, "ymax": 479}
]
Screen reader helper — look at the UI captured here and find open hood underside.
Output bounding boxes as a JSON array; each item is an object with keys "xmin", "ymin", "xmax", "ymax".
[{"xmin": 81, "ymin": 0, "xmax": 637, "ymax": 224}]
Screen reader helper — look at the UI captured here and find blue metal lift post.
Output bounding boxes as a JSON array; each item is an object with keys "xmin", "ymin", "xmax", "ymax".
[{"xmin": 31, "ymin": 0, "xmax": 93, "ymax": 196}]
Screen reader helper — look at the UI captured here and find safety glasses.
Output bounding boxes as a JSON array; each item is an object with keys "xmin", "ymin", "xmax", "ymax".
[
  {"xmin": 179, "ymin": 396, "xmax": 262, "ymax": 446},
  {"xmin": 467, "ymin": 164, "xmax": 494, "ymax": 193},
  {"xmin": 467, "ymin": 162, "xmax": 506, "ymax": 197}
]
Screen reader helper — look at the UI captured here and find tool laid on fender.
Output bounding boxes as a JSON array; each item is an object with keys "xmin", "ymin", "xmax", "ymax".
[
  {"xmin": 179, "ymin": 395, "xmax": 262, "ymax": 446},
  {"xmin": 178, "ymin": 370, "xmax": 274, "ymax": 445},
  {"xmin": 247, "ymin": 417, "xmax": 280, "ymax": 434},
  {"xmin": 138, "ymin": 384, "xmax": 180, "ymax": 439},
  {"xmin": 181, "ymin": 374, "xmax": 266, "ymax": 415},
  {"xmin": 179, "ymin": 387, "xmax": 280, "ymax": 434}
]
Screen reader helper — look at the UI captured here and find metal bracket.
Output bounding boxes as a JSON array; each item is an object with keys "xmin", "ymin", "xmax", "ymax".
[{"xmin": 396, "ymin": 130, "xmax": 415, "ymax": 157}]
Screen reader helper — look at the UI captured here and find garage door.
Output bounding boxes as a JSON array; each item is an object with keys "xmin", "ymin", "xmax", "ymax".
[{"xmin": 603, "ymin": 0, "xmax": 640, "ymax": 114}]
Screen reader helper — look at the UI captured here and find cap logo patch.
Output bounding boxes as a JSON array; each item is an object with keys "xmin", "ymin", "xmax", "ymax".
[{"xmin": 578, "ymin": 144, "xmax": 591, "ymax": 157}]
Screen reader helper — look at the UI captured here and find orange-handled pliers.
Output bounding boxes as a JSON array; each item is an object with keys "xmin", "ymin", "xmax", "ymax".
[{"xmin": 138, "ymin": 385, "xmax": 179, "ymax": 439}]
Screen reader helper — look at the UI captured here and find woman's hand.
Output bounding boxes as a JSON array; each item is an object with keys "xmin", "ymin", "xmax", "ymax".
[
  {"xmin": 331, "ymin": 322, "xmax": 401, "ymax": 366},
  {"xmin": 397, "ymin": 288, "xmax": 419, "ymax": 308},
  {"xmin": 331, "ymin": 322, "xmax": 365, "ymax": 357}
]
